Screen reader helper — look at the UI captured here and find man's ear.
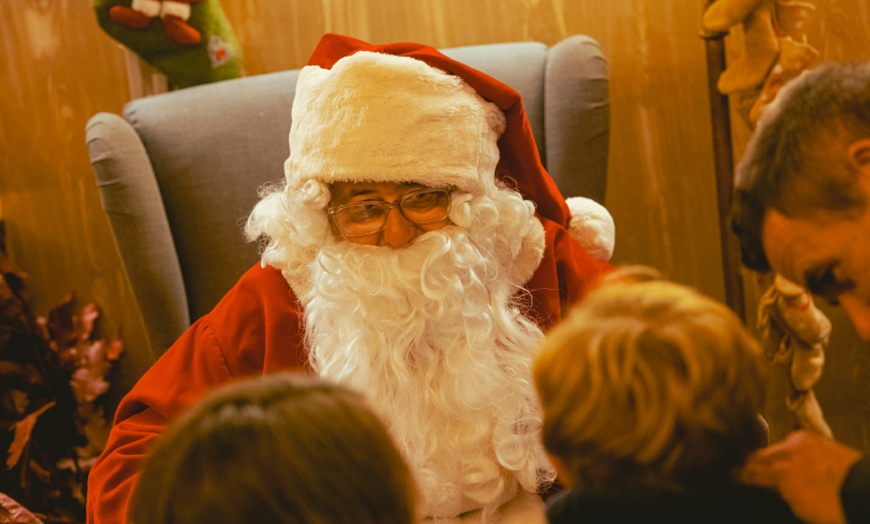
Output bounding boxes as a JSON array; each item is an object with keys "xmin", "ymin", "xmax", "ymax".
[{"xmin": 847, "ymin": 139, "xmax": 870, "ymax": 170}]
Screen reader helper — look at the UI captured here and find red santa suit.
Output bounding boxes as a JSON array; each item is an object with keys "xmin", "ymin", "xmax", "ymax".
[{"xmin": 86, "ymin": 33, "xmax": 612, "ymax": 523}]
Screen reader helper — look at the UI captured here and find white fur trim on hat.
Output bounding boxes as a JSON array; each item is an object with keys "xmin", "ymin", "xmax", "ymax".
[
  {"xmin": 566, "ymin": 196, "xmax": 615, "ymax": 261},
  {"xmin": 286, "ymin": 51, "xmax": 506, "ymax": 193}
]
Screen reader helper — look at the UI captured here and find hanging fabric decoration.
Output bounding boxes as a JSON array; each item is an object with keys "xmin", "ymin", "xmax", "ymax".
[
  {"xmin": 757, "ymin": 273, "xmax": 833, "ymax": 437},
  {"xmin": 93, "ymin": 0, "xmax": 243, "ymax": 89}
]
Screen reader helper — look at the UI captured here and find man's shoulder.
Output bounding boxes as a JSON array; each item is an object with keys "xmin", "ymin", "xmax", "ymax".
[
  {"xmin": 545, "ymin": 485, "xmax": 800, "ymax": 523},
  {"xmin": 843, "ymin": 455, "xmax": 870, "ymax": 523}
]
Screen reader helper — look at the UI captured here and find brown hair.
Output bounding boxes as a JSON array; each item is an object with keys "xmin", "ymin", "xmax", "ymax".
[
  {"xmin": 731, "ymin": 61, "xmax": 870, "ymax": 271},
  {"xmin": 534, "ymin": 269, "xmax": 767, "ymax": 491},
  {"xmin": 130, "ymin": 372, "xmax": 417, "ymax": 523}
]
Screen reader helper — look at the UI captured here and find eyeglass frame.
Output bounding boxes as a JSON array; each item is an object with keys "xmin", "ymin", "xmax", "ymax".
[{"xmin": 327, "ymin": 186, "xmax": 455, "ymax": 238}]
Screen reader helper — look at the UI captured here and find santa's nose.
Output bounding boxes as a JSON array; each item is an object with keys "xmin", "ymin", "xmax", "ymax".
[{"xmin": 379, "ymin": 207, "xmax": 417, "ymax": 248}]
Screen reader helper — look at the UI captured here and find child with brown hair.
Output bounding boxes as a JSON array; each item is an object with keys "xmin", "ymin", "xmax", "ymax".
[{"xmin": 130, "ymin": 372, "xmax": 417, "ymax": 523}]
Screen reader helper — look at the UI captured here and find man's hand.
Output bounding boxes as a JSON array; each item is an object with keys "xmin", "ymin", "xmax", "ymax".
[{"xmin": 740, "ymin": 430, "xmax": 863, "ymax": 524}]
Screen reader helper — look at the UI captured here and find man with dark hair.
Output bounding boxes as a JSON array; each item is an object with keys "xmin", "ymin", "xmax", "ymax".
[{"xmin": 732, "ymin": 61, "xmax": 870, "ymax": 524}]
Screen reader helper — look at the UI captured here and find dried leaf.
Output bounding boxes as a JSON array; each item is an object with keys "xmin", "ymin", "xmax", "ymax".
[
  {"xmin": 6, "ymin": 401, "xmax": 55, "ymax": 469},
  {"xmin": 0, "ymin": 275, "xmax": 30, "ymax": 337},
  {"xmin": 0, "ymin": 227, "xmax": 122, "ymax": 523},
  {"xmin": 0, "ymin": 492, "xmax": 44, "ymax": 524},
  {"xmin": 105, "ymin": 337, "xmax": 124, "ymax": 361},
  {"xmin": 79, "ymin": 304, "xmax": 99, "ymax": 343},
  {"xmin": 0, "ymin": 222, "xmax": 28, "ymax": 298},
  {"xmin": 45, "ymin": 294, "xmax": 78, "ymax": 351},
  {"xmin": 74, "ymin": 403, "xmax": 110, "ymax": 457},
  {"xmin": 69, "ymin": 367, "xmax": 109, "ymax": 405},
  {"xmin": 2, "ymin": 388, "xmax": 29, "ymax": 421}
]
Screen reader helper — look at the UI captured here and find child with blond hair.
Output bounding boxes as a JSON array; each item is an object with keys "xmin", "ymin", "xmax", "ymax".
[{"xmin": 534, "ymin": 269, "xmax": 800, "ymax": 522}]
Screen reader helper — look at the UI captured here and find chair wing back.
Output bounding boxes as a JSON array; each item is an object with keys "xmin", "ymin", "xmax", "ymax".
[{"xmin": 86, "ymin": 34, "xmax": 610, "ymax": 362}]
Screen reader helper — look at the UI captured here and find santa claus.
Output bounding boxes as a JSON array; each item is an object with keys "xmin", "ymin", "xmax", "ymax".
[{"xmin": 87, "ymin": 34, "xmax": 613, "ymax": 523}]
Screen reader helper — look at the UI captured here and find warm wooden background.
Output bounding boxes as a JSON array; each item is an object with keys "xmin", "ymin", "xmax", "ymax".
[{"xmin": 1, "ymin": 1, "xmax": 869, "ymax": 450}]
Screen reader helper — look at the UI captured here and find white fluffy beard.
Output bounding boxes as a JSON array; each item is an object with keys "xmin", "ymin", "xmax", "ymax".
[{"xmin": 302, "ymin": 226, "xmax": 553, "ymax": 519}]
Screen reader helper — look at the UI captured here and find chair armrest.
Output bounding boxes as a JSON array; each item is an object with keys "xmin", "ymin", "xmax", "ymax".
[{"xmin": 86, "ymin": 112, "xmax": 190, "ymax": 357}]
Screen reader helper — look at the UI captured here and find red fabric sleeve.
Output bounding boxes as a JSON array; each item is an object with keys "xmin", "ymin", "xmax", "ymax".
[
  {"xmin": 526, "ymin": 215, "xmax": 613, "ymax": 331},
  {"xmin": 86, "ymin": 264, "xmax": 305, "ymax": 523}
]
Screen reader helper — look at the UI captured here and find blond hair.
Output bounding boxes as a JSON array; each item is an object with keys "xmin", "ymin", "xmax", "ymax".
[{"xmin": 534, "ymin": 269, "xmax": 767, "ymax": 490}]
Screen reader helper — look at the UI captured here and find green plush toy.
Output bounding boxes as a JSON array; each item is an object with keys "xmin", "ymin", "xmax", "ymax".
[{"xmin": 94, "ymin": 0, "xmax": 242, "ymax": 89}]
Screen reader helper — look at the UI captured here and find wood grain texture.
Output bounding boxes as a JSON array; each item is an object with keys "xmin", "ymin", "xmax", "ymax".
[{"xmin": 1, "ymin": 0, "xmax": 868, "ymax": 447}]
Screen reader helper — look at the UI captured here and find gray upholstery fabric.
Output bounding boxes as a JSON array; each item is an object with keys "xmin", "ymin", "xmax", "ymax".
[
  {"xmin": 545, "ymin": 36, "xmax": 609, "ymax": 203},
  {"xmin": 87, "ymin": 113, "xmax": 189, "ymax": 362},
  {"xmin": 86, "ymin": 35, "xmax": 610, "ymax": 364}
]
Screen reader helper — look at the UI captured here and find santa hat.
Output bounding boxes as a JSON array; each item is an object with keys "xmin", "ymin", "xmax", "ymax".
[
  {"xmin": 287, "ymin": 33, "xmax": 614, "ymax": 261},
  {"xmin": 287, "ymin": 50, "xmax": 505, "ymax": 194}
]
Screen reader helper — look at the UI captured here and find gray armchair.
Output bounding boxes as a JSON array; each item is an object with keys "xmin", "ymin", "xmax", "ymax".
[{"xmin": 86, "ymin": 35, "xmax": 610, "ymax": 365}]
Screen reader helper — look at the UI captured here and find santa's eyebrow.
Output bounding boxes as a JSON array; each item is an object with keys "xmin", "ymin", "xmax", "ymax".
[
  {"xmin": 345, "ymin": 189, "xmax": 379, "ymax": 198},
  {"xmin": 341, "ymin": 184, "xmax": 427, "ymax": 201},
  {"xmin": 332, "ymin": 188, "xmax": 381, "ymax": 204}
]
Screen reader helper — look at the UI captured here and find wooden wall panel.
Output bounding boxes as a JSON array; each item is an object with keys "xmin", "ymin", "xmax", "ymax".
[
  {"xmin": 0, "ymin": 0, "xmax": 156, "ymax": 407},
  {"xmin": 1, "ymin": 0, "xmax": 869, "ymax": 449}
]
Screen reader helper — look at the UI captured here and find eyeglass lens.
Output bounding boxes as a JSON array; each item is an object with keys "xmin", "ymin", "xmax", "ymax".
[{"xmin": 331, "ymin": 188, "xmax": 451, "ymax": 237}]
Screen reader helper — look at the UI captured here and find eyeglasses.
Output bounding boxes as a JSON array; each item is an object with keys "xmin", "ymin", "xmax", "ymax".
[{"xmin": 328, "ymin": 187, "xmax": 454, "ymax": 237}]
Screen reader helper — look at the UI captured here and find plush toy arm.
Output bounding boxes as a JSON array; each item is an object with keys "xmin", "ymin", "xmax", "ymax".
[
  {"xmin": 702, "ymin": 0, "xmax": 768, "ymax": 32},
  {"xmin": 758, "ymin": 273, "xmax": 834, "ymax": 437}
]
